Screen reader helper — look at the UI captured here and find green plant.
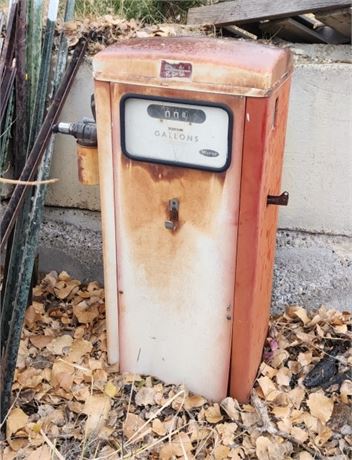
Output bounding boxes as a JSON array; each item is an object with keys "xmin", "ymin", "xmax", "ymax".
[{"xmin": 74, "ymin": 0, "xmax": 209, "ymax": 23}]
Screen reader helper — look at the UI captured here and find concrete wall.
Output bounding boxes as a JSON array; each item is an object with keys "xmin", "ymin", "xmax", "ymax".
[{"xmin": 47, "ymin": 43, "xmax": 352, "ymax": 236}]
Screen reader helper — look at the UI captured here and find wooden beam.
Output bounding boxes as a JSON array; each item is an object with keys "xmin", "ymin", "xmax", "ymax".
[
  {"xmin": 260, "ymin": 16, "xmax": 347, "ymax": 43},
  {"xmin": 223, "ymin": 25, "xmax": 257, "ymax": 40},
  {"xmin": 187, "ymin": 0, "xmax": 351, "ymax": 26},
  {"xmin": 316, "ymin": 7, "xmax": 351, "ymax": 38}
]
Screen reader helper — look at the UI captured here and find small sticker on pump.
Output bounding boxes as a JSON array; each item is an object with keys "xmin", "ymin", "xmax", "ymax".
[{"xmin": 160, "ymin": 60, "xmax": 192, "ymax": 79}]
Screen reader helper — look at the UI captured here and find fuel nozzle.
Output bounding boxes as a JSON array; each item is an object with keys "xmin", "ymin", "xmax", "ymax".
[{"xmin": 53, "ymin": 118, "xmax": 97, "ymax": 147}]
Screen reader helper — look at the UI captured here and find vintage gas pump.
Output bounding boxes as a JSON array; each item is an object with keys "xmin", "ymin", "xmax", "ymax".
[{"xmin": 55, "ymin": 37, "xmax": 292, "ymax": 402}]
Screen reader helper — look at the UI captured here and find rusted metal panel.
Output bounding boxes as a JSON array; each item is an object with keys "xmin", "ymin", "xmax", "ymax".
[
  {"xmin": 94, "ymin": 80, "xmax": 120, "ymax": 366},
  {"xmin": 230, "ymin": 78, "xmax": 292, "ymax": 403},
  {"xmin": 76, "ymin": 144, "xmax": 99, "ymax": 185},
  {"xmin": 93, "ymin": 37, "xmax": 292, "ymax": 97},
  {"xmin": 110, "ymin": 84, "xmax": 245, "ymax": 401}
]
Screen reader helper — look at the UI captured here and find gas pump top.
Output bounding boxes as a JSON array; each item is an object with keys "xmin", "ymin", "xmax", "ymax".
[{"xmin": 93, "ymin": 36, "xmax": 292, "ymax": 96}]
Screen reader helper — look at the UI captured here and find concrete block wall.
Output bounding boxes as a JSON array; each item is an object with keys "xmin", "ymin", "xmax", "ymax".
[
  {"xmin": 46, "ymin": 43, "xmax": 352, "ymax": 236},
  {"xmin": 38, "ymin": 43, "xmax": 352, "ymax": 311}
]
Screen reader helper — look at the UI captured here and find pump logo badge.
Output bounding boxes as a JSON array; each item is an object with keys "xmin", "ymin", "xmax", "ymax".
[
  {"xmin": 160, "ymin": 60, "xmax": 192, "ymax": 79},
  {"xmin": 199, "ymin": 149, "xmax": 219, "ymax": 158}
]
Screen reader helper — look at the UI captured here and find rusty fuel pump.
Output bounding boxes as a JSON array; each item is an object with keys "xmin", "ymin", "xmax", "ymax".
[{"xmin": 54, "ymin": 37, "xmax": 292, "ymax": 403}]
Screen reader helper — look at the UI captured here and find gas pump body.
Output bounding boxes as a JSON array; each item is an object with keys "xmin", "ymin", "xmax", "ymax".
[{"xmin": 93, "ymin": 37, "xmax": 292, "ymax": 402}]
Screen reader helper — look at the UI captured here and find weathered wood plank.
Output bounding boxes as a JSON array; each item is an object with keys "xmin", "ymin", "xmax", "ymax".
[
  {"xmin": 296, "ymin": 14, "xmax": 350, "ymax": 43},
  {"xmin": 260, "ymin": 17, "xmax": 345, "ymax": 43},
  {"xmin": 187, "ymin": 0, "xmax": 351, "ymax": 26},
  {"xmin": 223, "ymin": 25, "xmax": 257, "ymax": 40},
  {"xmin": 316, "ymin": 7, "xmax": 351, "ymax": 38}
]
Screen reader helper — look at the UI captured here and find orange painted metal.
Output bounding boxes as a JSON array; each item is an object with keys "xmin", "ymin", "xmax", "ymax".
[
  {"xmin": 76, "ymin": 144, "xmax": 100, "ymax": 185},
  {"xmin": 230, "ymin": 79, "xmax": 292, "ymax": 402}
]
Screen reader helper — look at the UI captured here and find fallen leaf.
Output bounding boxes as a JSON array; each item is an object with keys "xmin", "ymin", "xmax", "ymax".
[
  {"xmin": 73, "ymin": 301, "xmax": 99, "ymax": 324},
  {"xmin": 104, "ymin": 381, "xmax": 118, "ymax": 398},
  {"xmin": 135, "ymin": 386, "xmax": 155, "ymax": 406},
  {"xmin": 297, "ymin": 453, "xmax": 314, "ymax": 460},
  {"xmin": 2, "ymin": 446, "xmax": 17, "ymax": 460},
  {"xmin": 16, "ymin": 340, "xmax": 29, "ymax": 369},
  {"xmin": 340, "ymin": 380, "xmax": 352, "ymax": 404},
  {"xmin": 29, "ymin": 335, "xmax": 53, "ymax": 349},
  {"xmin": 271, "ymin": 350, "xmax": 289, "ymax": 368},
  {"xmin": 152, "ymin": 418, "xmax": 167, "ymax": 436},
  {"xmin": 51, "ymin": 360, "xmax": 74, "ymax": 391},
  {"xmin": 315, "ymin": 425, "xmax": 332, "ymax": 446},
  {"xmin": 259, "ymin": 363, "xmax": 277, "ymax": 379},
  {"xmin": 83, "ymin": 394, "xmax": 111, "ymax": 437},
  {"xmin": 290, "ymin": 426, "xmax": 308, "ymax": 443},
  {"xmin": 257, "ymin": 376, "xmax": 277, "ymax": 398},
  {"xmin": 297, "ymin": 351, "xmax": 313, "ymax": 366},
  {"xmin": 214, "ymin": 444, "xmax": 230, "ymax": 459},
  {"xmin": 275, "ymin": 367, "xmax": 292, "ymax": 386},
  {"xmin": 7, "ymin": 438, "xmax": 28, "ymax": 452},
  {"xmin": 255, "ymin": 435, "xmax": 291, "ymax": 460},
  {"xmin": 54, "ymin": 279, "xmax": 80, "ymax": 299},
  {"xmin": 272, "ymin": 406, "xmax": 291, "ymax": 419},
  {"xmin": 25, "ymin": 302, "xmax": 44, "ymax": 327},
  {"xmin": 307, "ymin": 391, "xmax": 334, "ymax": 423},
  {"xmin": 286, "ymin": 306, "xmax": 310, "ymax": 325},
  {"xmin": 229, "ymin": 446, "xmax": 246, "ymax": 459},
  {"xmin": 27, "ymin": 445, "xmax": 52, "ymax": 460},
  {"xmin": 123, "ymin": 413, "xmax": 150, "ymax": 442},
  {"xmin": 205, "ymin": 404, "xmax": 223, "ymax": 423},
  {"xmin": 159, "ymin": 432, "xmax": 192, "ymax": 459},
  {"xmin": 66, "ymin": 338, "xmax": 92, "ymax": 362},
  {"xmin": 333, "ymin": 324, "xmax": 347, "ymax": 334},
  {"xmin": 220, "ymin": 397, "xmax": 240, "ymax": 421},
  {"xmin": 46, "ymin": 335, "xmax": 73, "ymax": 355},
  {"xmin": 241, "ymin": 411, "xmax": 259, "ymax": 427},
  {"xmin": 6, "ymin": 408, "xmax": 29, "ymax": 439},
  {"xmin": 303, "ymin": 413, "xmax": 320, "ymax": 433},
  {"xmin": 98, "ymin": 446, "xmax": 119, "ymax": 459},
  {"xmin": 216, "ymin": 423, "xmax": 237, "ymax": 445},
  {"xmin": 184, "ymin": 394, "xmax": 206, "ymax": 410},
  {"xmin": 287, "ymin": 387, "xmax": 305, "ymax": 409},
  {"xmin": 17, "ymin": 368, "xmax": 44, "ymax": 389}
]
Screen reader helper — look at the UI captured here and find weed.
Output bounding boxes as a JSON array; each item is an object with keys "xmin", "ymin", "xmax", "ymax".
[{"xmin": 74, "ymin": 0, "xmax": 210, "ymax": 23}]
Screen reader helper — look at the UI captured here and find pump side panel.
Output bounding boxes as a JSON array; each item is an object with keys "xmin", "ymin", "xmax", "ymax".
[
  {"xmin": 230, "ymin": 78, "xmax": 291, "ymax": 402},
  {"xmin": 94, "ymin": 80, "xmax": 120, "ymax": 365},
  {"xmin": 111, "ymin": 84, "xmax": 245, "ymax": 401}
]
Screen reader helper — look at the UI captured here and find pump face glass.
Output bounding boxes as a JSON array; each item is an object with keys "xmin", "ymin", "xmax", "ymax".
[{"xmin": 120, "ymin": 95, "xmax": 232, "ymax": 172}]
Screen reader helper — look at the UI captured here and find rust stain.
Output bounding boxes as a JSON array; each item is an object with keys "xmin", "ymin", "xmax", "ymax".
[
  {"xmin": 77, "ymin": 144, "xmax": 99, "ymax": 185},
  {"xmin": 110, "ymin": 83, "xmax": 245, "ymax": 300}
]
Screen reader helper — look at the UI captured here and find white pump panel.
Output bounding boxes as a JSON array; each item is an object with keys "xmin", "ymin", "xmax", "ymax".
[{"xmin": 121, "ymin": 96, "xmax": 232, "ymax": 171}]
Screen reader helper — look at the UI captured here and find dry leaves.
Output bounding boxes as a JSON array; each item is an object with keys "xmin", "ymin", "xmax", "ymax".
[
  {"xmin": 83, "ymin": 394, "xmax": 111, "ymax": 436},
  {"xmin": 55, "ymin": 16, "xmax": 211, "ymax": 54},
  {"xmin": 1, "ymin": 271, "xmax": 351, "ymax": 459}
]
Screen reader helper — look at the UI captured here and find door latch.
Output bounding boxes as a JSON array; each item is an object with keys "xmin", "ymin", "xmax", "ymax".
[
  {"xmin": 165, "ymin": 198, "xmax": 179, "ymax": 231},
  {"xmin": 267, "ymin": 191, "xmax": 289, "ymax": 206}
]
